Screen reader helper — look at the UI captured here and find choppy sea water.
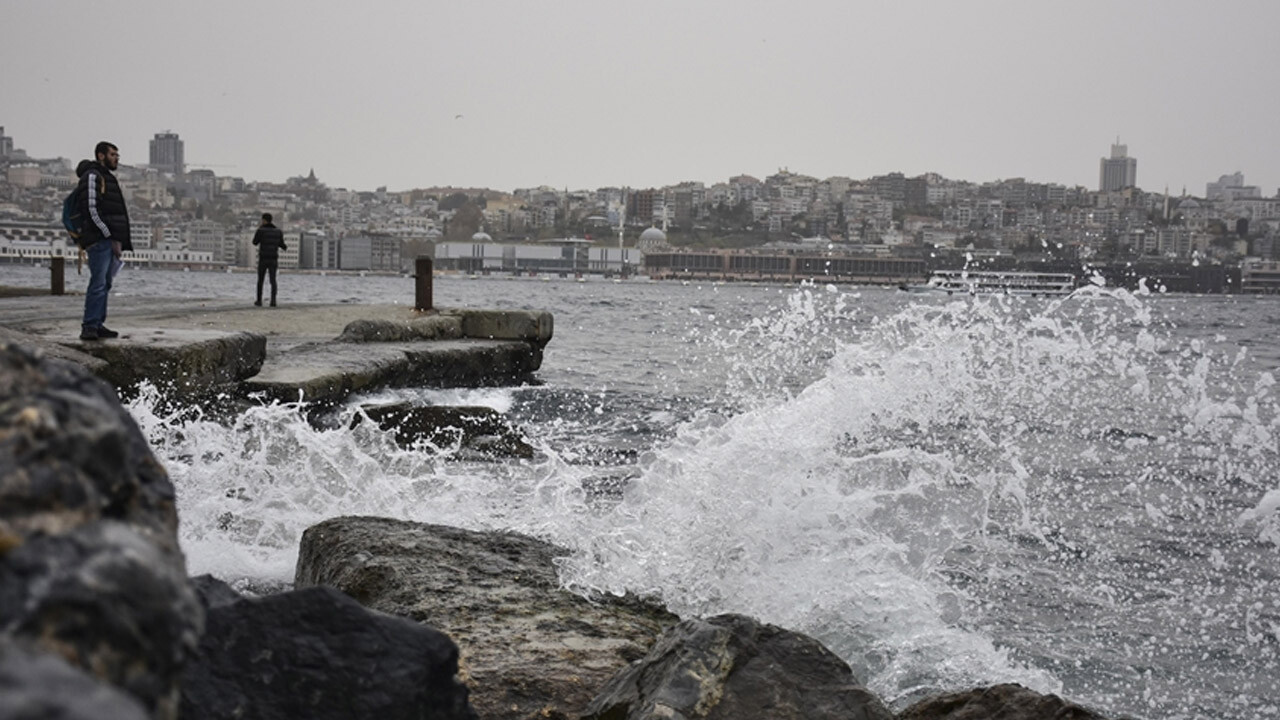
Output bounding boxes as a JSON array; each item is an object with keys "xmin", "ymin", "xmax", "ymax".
[{"xmin": 7, "ymin": 265, "xmax": 1280, "ymax": 719}]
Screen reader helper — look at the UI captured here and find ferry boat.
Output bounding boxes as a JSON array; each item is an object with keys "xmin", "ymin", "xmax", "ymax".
[{"xmin": 900, "ymin": 270, "xmax": 1077, "ymax": 297}]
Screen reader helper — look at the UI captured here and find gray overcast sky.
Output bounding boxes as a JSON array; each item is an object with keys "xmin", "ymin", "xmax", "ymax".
[{"xmin": 6, "ymin": 0, "xmax": 1279, "ymax": 195}]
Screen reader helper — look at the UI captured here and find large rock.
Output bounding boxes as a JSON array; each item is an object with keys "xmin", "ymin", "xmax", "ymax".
[
  {"xmin": 295, "ymin": 516, "xmax": 678, "ymax": 720},
  {"xmin": 0, "ymin": 639, "xmax": 149, "ymax": 720},
  {"xmin": 0, "ymin": 343, "xmax": 202, "ymax": 720},
  {"xmin": 0, "ymin": 343, "xmax": 178, "ymax": 540},
  {"xmin": 583, "ymin": 614, "xmax": 892, "ymax": 720},
  {"xmin": 180, "ymin": 575, "xmax": 476, "ymax": 720},
  {"xmin": 353, "ymin": 402, "xmax": 536, "ymax": 458},
  {"xmin": 895, "ymin": 683, "xmax": 1116, "ymax": 720}
]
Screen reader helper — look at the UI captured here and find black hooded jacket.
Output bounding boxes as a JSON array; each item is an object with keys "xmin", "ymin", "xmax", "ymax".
[
  {"xmin": 252, "ymin": 222, "xmax": 287, "ymax": 263},
  {"xmin": 76, "ymin": 159, "xmax": 132, "ymax": 250}
]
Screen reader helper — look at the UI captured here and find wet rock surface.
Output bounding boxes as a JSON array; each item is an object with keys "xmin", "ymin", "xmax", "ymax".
[
  {"xmin": 294, "ymin": 515, "xmax": 679, "ymax": 720},
  {"xmin": 244, "ymin": 337, "xmax": 544, "ymax": 404},
  {"xmin": 0, "ymin": 343, "xmax": 201, "ymax": 720},
  {"xmin": 895, "ymin": 683, "xmax": 1118, "ymax": 720},
  {"xmin": 0, "ymin": 639, "xmax": 150, "ymax": 720},
  {"xmin": 353, "ymin": 401, "xmax": 536, "ymax": 458},
  {"xmin": 180, "ymin": 575, "xmax": 476, "ymax": 720},
  {"xmin": 337, "ymin": 314, "xmax": 463, "ymax": 342},
  {"xmin": 583, "ymin": 613, "xmax": 893, "ymax": 720},
  {"xmin": 74, "ymin": 328, "xmax": 267, "ymax": 402}
]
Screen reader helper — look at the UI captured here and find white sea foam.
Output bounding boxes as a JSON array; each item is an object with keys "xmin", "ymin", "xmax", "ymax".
[{"xmin": 120, "ymin": 280, "xmax": 1280, "ymax": 719}]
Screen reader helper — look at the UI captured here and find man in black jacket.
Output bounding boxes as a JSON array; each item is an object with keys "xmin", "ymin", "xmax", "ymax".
[
  {"xmin": 78, "ymin": 141, "xmax": 132, "ymax": 341},
  {"xmin": 252, "ymin": 213, "xmax": 286, "ymax": 306}
]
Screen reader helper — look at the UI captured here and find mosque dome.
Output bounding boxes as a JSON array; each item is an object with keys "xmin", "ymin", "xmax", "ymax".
[
  {"xmin": 638, "ymin": 226, "xmax": 667, "ymax": 249},
  {"xmin": 471, "ymin": 231, "xmax": 493, "ymax": 242}
]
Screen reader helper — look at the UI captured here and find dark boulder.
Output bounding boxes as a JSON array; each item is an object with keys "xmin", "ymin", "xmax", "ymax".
[
  {"xmin": 0, "ymin": 639, "xmax": 150, "ymax": 720},
  {"xmin": 583, "ymin": 613, "xmax": 892, "ymax": 720},
  {"xmin": 0, "ymin": 343, "xmax": 201, "ymax": 719},
  {"xmin": 353, "ymin": 402, "xmax": 536, "ymax": 458},
  {"xmin": 0, "ymin": 343, "xmax": 180, "ymax": 543},
  {"xmin": 896, "ymin": 683, "xmax": 1116, "ymax": 720},
  {"xmin": 0, "ymin": 522, "xmax": 202, "ymax": 717},
  {"xmin": 295, "ymin": 516, "xmax": 678, "ymax": 720},
  {"xmin": 180, "ymin": 576, "xmax": 475, "ymax": 720}
]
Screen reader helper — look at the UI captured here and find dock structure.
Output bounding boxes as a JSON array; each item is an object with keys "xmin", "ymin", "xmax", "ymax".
[{"xmin": 0, "ymin": 292, "xmax": 552, "ymax": 406}]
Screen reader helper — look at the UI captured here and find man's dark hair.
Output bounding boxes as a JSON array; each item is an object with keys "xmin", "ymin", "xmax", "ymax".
[
  {"xmin": 261, "ymin": 213, "xmax": 273, "ymax": 223},
  {"xmin": 94, "ymin": 141, "xmax": 117, "ymax": 159}
]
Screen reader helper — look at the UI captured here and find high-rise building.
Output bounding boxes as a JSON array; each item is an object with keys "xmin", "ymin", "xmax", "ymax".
[
  {"xmin": 149, "ymin": 131, "xmax": 185, "ymax": 175},
  {"xmin": 0, "ymin": 126, "xmax": 13, "ymax": 159},
  {"xmin": 1099, "ymin": 140, "xmax": 1137, "ymax": 192}
]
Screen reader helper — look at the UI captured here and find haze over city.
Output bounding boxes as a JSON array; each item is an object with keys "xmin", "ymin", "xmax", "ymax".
[{"xmin": 6, "ymin": 0, "xmax": 1280, "ymax": 195}]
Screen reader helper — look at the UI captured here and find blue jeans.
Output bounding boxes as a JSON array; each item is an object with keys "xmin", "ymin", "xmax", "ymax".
[{"xmin": 81, "ymin": 239, "xmax": 115, "ymax": 330}]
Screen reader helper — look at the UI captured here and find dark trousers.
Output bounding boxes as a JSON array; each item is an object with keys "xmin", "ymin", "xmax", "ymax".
[{"xmin": 256, "ymin": 261, "xmax": 279, "ymax": 303}]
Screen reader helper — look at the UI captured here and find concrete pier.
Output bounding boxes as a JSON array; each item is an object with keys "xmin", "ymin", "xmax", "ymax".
[{"xmin": 0, "ymin": 292, "xmax": 552, "ymax": 405}]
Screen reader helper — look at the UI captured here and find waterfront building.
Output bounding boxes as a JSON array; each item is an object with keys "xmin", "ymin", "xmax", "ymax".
[
  {"xmin": 1240, "ymin": 258, "xmax": 1280, "ymax": 293},
  {"xmin": 299, "ymin": 231, "xmax": 340, "ymax": 270},
  {"xmin": 643, "ymin": 247, "xmax": 924, "ymax": 285},
  {"xmin": 340, "ymin": 234, "xmax": 401, "ymax": 272}
]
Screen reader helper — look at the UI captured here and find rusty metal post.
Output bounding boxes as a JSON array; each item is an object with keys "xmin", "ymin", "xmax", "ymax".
[
  {"xmin": 414, "ymin": 256, "xmax": 433, "ymax": 311},
  {"xmin": 50, "ymin": 255, "xmax": 65, "ymax": 296}
]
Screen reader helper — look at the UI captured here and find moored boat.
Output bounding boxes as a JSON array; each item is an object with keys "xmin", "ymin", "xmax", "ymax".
[{"xmin": 900, "ymin": 270, "xmax": 1077, "ymax": 296}]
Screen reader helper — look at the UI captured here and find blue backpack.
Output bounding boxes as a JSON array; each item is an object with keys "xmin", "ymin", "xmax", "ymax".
[{"xmin": 61, "ymin": 176, "xmax": 103, "ymax": 249}]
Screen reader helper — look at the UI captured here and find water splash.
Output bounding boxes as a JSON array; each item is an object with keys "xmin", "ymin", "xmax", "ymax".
[
  {"xmin": 125, "ymin": 284, "xmax": 1280, "ymax": 719},
  {"xmin": 553, "ymin": 287, "xmax": 1280, "ymax": 715}
]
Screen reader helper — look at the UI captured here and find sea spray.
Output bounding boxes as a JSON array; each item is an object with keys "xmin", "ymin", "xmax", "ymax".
[
  {"xmin": 123, "ymin": 282, "xmax": 1280, "ymax": 719},
  {"xmin": 552, "ymin": 287, "xmax": 1280, "ymax": 716}
]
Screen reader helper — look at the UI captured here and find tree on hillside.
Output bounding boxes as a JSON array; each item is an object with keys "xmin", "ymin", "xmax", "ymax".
[
  {"xmin": 444, "ymin": 200, "xmax": 484, "ymax": 241},
  {"xmin": 439, "ymin": 192, "xmax": 471, "ymax": 212}
]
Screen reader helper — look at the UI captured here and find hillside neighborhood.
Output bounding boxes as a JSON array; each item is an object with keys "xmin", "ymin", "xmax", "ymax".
[{"xmin": 3, "ymin": 129, "xmax": 1279, "ymax": 292}]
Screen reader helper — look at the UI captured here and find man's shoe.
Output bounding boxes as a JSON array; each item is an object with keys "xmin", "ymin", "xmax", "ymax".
[
  {"xmin": 270, "ymin": 300, "xmax": 277, "ymax": 307},
  {"xmin": 254, "ymin": 300, "xmax": 262, "ymax": 307},
  {"xmin": 79, "ymin": 328, "xmax": 100, "ymax": 341},
  {"xmin": 97, "ymin": 326, "xmax": 119, "ymax": 339}
]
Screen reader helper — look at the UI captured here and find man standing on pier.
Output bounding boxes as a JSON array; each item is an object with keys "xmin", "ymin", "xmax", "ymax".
[
  {"xmin": 78, "ymin": 141, "xmax": 132, "ymax": 341},
  {"xmin": 252, "ymin": 213, "xmax": 286, "ymax": 307}
]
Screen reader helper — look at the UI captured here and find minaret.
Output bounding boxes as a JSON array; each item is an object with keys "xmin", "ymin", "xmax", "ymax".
[{"xmin": 617, "ymin": 188, "xmax": 626, "ymax": 249}]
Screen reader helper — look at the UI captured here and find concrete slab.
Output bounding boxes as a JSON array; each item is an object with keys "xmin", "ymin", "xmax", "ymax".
[{"xmin": 0, "ymin": 294, "xmax": 552, "ymax": 404}]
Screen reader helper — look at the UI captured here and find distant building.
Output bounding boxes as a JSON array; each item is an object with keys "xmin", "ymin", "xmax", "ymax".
[
  {"xmin": 5, "ymin": 164, "xmax": 41, "ymax": 188},
  {"xmin": 1206, "ymin": 172, "xmax": 1261, "ymax": 201},
  {"xmin": 340, "ymin": 234, "xmax": 402, "ymax": 271},
  {"xmin": 300, "ymin": 231, "xmax": 340, "ymax": 270},
  {"xmin": 183, "ymin": 220, "xmax": 229, "ymax": 262},
  {"xmin": 0, "ymin": 126, "xmax": 13, "ymax": 160},
  {"xmin": 1099, "ymin": 140, "xmax": 1137, "ymax": 192},
  {"xmin": 149, "ymin": 131, "xmax": 184, "ymax": 175},
  {"xmin": 628, "ymin": 189, "xmax": 659, "ymax": 226}
]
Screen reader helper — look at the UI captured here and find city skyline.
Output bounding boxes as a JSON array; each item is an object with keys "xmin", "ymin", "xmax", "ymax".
[{"xmin": 5, "ymin": 0, "xmax": 1280, "ymax": 195}]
